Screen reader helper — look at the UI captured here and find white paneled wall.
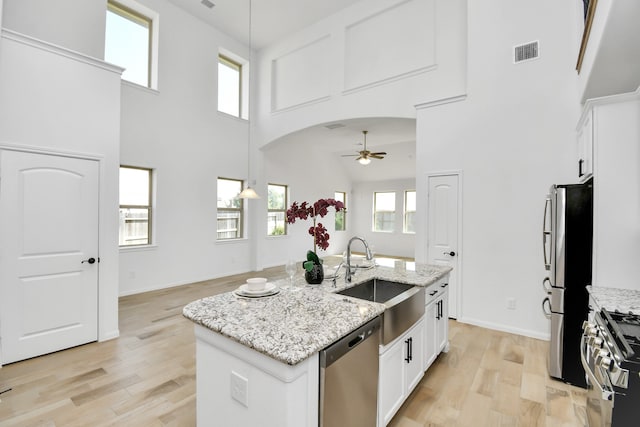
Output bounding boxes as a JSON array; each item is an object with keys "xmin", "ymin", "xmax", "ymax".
[
  {"xmin": 271, "ymin": 35, "xmax": 331, "ymax": 111},
  {"xmin": 257, "ymin": 0, "xmax": 467, "ymax": 146},
  {"xmin": 344, "ymin": 0, "xmax": 436, "ymax": 91}
]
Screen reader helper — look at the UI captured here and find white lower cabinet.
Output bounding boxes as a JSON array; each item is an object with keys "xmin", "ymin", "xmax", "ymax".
[
  {"xmin": 378, "ymin": 317, "xmax": 424, "ymax": 426},
  {"xmin": 424, "ymin": 278, "xmax": 450, "ymax": 371}
]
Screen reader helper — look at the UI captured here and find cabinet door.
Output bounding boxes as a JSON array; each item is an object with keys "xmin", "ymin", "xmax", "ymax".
[
  {"xmin": 378, "ymin": 339, "xmax": 406, "ymax": 426},
  {"xmin": 424, "ymin": 299, "xmax": 438, "ymax": 370},
  {"xmin": 436, "ymin": 289, "xmax": 449, "ymax": 353},
  {"xmin": 405, "ymin": 319, "xmax": 424, "ymax": 393},
  {"xmin": 577, "ymin": 109, "xmax": 593, "ymax": 181}
]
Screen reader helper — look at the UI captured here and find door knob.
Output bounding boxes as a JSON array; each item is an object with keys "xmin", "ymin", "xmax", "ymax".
[
  {"xmin": 443, "ymin": 251, "xmax": 456, "ymax": 256},
  {"xmin": 81, "ymin": 257, "xmax": 97, "ymax": 264}
]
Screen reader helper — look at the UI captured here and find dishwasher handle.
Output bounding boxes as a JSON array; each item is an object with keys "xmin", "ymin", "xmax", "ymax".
[{"xmin": 349, "ymin": 333, "xmax": 365, "ymax": 348}]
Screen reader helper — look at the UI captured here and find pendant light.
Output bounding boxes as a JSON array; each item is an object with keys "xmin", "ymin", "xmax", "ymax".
[{"xmin": 239, "ymin": 0, "xmax": 260, "ymax": 199}]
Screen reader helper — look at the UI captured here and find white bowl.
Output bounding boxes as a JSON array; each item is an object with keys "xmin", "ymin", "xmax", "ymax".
[{"xmin": 246, "ymin": 277, "xmax": 267, "ymax": 291}]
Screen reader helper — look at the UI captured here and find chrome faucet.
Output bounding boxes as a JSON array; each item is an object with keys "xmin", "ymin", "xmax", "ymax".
[{"xmin": 345, "ymin": 236, "xmax": 373, "ymax": 283}]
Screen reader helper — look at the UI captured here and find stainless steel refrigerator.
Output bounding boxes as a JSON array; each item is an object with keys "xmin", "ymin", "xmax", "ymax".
[{"xmin": 542, "ymin": 178, "xmax": 593, "ymax": 388}]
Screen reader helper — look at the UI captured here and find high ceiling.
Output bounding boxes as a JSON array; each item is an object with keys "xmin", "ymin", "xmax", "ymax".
[
  {"xmin": 167, "ymin": 0, "xmax": 417, "ymax": 181},
  {"xmin": 167, "ymin": 0, "xmax": 362, "ymax": 48}
]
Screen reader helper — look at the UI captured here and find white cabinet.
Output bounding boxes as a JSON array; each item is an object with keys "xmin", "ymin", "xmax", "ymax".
[
  {"xmin": 576, "ymin": 109, "xmax": 593, "ymax": 182},
  {"xmin": 578, "ymin": 91, "xmax": 640, "ymax": 289},
  {"xmin": 424, "ymin": 277, "xmax": 450, "ymax": 371},
  {"xmin": 378, "ymin": 317, "xmax": 424, "ymax": 427}
]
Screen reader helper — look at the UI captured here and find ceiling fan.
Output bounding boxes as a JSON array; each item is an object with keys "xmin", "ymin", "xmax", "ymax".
[{"xmin": 342, "ymin": 130, "xmax": 387, "ymax": 165}]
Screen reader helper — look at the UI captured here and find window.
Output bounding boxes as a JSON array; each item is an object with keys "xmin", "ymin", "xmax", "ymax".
[
  {"xmin": 217, "ymin": 178, "xmax": 244, "ymax": 240},
  {"xmin": 267, "ymin": 184, "xmax": 288, "ymax": 236},
  {"xmin": 404, "ymin": 190, "xmax": 416, "ymax": 233},
  {"xmin": 119, "ymin": 166, "xmax": 152, "ymax": 246},
  {"xmin": 335, "ymin": 191, "xmax": 346, "ymax": 231},
  {"xmin": 218, "ymin": 55, "xmax": 242, "ymax": 117},
  {"xmin": 105, "ymin": 0, "xmax": 156, "ymax": 88},
  {"xmin": 373, "ymin": 192, "xmax": 395, "ymax": 232}
]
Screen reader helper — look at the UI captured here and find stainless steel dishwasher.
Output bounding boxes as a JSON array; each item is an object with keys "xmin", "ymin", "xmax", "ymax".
[{"xmin": 319, "ymin": 316, "xmax": 381, "ymax": 427}]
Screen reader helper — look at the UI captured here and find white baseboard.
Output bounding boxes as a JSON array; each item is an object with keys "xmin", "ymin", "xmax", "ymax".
[{"xmin": 456, "ymin": 316, "xmax": 550, "ymax": 341}]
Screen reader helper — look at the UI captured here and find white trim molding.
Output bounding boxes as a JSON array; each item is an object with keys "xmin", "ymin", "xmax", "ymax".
[{"xmin": 1, "ymin": 29, "xmax": 124, "ymax": 75}]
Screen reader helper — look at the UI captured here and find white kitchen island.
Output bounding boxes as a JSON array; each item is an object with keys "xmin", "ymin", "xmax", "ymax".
[{"xmin": 183, "ymin": 261, "xmax": 452, "ymax": 427}]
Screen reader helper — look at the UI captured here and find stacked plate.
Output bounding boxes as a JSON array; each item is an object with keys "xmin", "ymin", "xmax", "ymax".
[{"xmin": 233, "ymin": 282, "xmax": 280, "ymax": 298}]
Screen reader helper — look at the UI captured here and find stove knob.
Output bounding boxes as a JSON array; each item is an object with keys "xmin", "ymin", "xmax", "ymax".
[
  {"xmin": 596, "ymin": 349, "xmax": 610, "ymax": 360},
  {"xmin": 597, "ymin": 355, "xmax": 614, "ymax": 372},
  {"xmin": 588, "ymin": 336, "xmax": 603, "ymax": 348}
]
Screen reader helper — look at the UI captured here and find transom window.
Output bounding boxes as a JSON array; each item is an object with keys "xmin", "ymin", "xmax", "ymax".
[
  {"xmin": 335, "ymin": 191, "xmax": 346, "ymax": 231},
  {"xmin": 267, "ymin": 184, "xmax": 288, "ymax": 236},
  {"xmin": 217, "ymin": 178, "xmax": 244, "ymax": 240},
  {"xmin": 119, "ymin": 166, "xmax": 152, "ymax": 246},
  {"xmin": 404, "ymin": 190, "xmax": 416, "ymax": 234},
  {"xmin": 373, "ymin": 191, "xmax": 395, "ymax": 232},
  {"xmin": 105, "ymin": 0, "xmax": 154, "ymax": 88},
  {"xmin": 218, "ymin": 55, "xmax": 242, "ymax": 117}
]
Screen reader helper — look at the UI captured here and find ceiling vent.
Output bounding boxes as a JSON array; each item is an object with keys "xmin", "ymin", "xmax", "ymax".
[
  {"xmin": 201, "ymin": 0, "xmax": 215, "ymax": 9},
  {"xmin": 514, "ymin": 41, "xmax": 539, "ymax": 64},
  {"xmin": 324, "ymin": 123, "xmax": 345, "ymax": 130}
]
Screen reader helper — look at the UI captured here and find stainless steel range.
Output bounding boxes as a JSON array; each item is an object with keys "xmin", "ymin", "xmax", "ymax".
[{"xmin": 581, "ymin": 309, "xmax": 640, "ymax": 426}]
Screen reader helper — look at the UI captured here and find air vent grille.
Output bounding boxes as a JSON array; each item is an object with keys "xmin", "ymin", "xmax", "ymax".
[
  {"xmin": 325, "ymin": 123, "xmax": 345, "ymax": 130},
  {"xmin": 514, "ymin": 41, "xmax": 539, "ymax": 64}
]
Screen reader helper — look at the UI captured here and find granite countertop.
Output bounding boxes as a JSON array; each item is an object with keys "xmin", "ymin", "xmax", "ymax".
[
  {"xmin": 183, "ymin": 261, "xmax": 452, "ymax": 365},
  {"xmin": 588, "ymin": 285, "xmax": 640, "ymax": 315}
]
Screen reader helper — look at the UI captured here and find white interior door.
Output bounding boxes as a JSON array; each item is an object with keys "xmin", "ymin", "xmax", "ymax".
[
  {"xmin": 0, "ymin": 150, "xmax": 99, "ymax": 364},
  {"xmin": 427, "ymin": 173, "xmax": 460, "ymax": 319}
]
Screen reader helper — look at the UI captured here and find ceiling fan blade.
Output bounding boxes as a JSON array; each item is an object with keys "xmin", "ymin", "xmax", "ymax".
[
  {"xmin": 341, "ymin": 154, "xmax": 359, "ymax": 157},
  {"xmin": 355, "ymin": 155, "xmax": 364, "ymax": 161},
  {"xmin": 369, "ymin": 154, "xmax": 385, "ymax": 159},
  {"xmin": 370, "ymin": 152, "xmax": 387, "ymax": 156}
]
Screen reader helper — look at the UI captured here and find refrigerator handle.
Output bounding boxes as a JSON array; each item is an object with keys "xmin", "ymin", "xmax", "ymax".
[
  {"xmin": 543, "ymin": 197, "xmax": 552, "ymax": 271},
  {"xmin": 542, "ymin": 297, "xmax": 552, "ymax": 318}
]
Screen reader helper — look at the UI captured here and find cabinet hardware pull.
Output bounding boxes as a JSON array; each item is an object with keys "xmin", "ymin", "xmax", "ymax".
[
  {"xmin": 408, "ymin": 337, "xmax": 413, "ymax": 361},
  {"xmin": 405, "ymin": 339, "xmax": 411, "ymax": 363},
  {"xmin": 579, "ymin": 158, "xmax": 584, "ymax": 177}
]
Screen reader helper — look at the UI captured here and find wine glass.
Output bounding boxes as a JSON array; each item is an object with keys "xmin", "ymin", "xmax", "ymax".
[{"xmin": 284, "ymin": 260, "xmax": 297, "ymax": 289}]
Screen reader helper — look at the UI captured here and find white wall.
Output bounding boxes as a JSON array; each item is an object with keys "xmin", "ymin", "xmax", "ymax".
[
  {"xmin": 117, "ymin": 0, "xmax": 257, "ymax": 295},
  {"xmin": 3, "ymin": 0, "xmax": 106, "ymax": 58},
  {"xmin": 350, "ymin": 179, "xmax": 416, "ymax": 258},
  {"xmin": 0, "ymin": 31, "xmax": 122, "ymax": 343},
  {"xmin": 415, "ymin": 0, "xmax": 580, "ymax": 339}
]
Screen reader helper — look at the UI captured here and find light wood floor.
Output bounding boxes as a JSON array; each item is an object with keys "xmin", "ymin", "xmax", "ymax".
[{"xmin": 0, "ymin": 268, "xmax": 586, "ymax": 426}]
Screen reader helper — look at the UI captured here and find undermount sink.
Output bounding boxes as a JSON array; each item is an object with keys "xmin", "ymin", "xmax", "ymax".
[{"xmin": 337, "ymin": 279, "xmax": 425, "ymax": 345}]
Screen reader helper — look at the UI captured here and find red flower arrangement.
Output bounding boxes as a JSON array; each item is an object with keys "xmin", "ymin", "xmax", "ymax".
[
  {"xmin": 286, "ymin": 198, "xmax": 345, "ymax": 251},
  {"xmin": 287, "ymin": 198, "xmax": 345, "ymax": 272}
]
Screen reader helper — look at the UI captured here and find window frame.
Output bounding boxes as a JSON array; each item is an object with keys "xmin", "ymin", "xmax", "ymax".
[
  {"xmin": 267, "ymin": 183, "xmax": 288, "ymax": 236},
  {"xmin": 218, "ymin": 54, "xmax": 243, "ymax": 118},
  {"xmin": 217, "ymin": 177, "xmax": 245, "ymax": 241},
  {"xmin": 403, "ymin": 190, "xmax": 416, "ymax": 234},
  {"xmin": 334, "ymin": 191, "xmax": 347, "ymax": 231},
  {"xmin": 106, "ymin": 0, "xmax": 158, "ymax": 89},
  {"xmin": 373, "ymin": 191, "xmax": 396, "ymax": 233},
  {"xmin": 119, "ymin": 165, "xmax": 153, "ymax": 247}
]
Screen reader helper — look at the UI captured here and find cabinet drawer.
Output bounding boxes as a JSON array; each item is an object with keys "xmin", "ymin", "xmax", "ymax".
[{"xmin": 425, "ymin": 278, "xmax": 447, "ymax": 305}]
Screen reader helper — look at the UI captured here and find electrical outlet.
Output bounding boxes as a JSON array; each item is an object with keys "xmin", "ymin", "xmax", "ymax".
[
  {"xmin": 230, "ymin": 371, "xmax": 248, "ymax": 407},
  {"xmin": 507, "ymin": 297, "xmax": 516, "ymax": 310}
]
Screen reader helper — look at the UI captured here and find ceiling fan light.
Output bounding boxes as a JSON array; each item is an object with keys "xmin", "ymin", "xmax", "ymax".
[{"xmin": 358, "ymin": 157, "xmax": 371, "ymax": 165}]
